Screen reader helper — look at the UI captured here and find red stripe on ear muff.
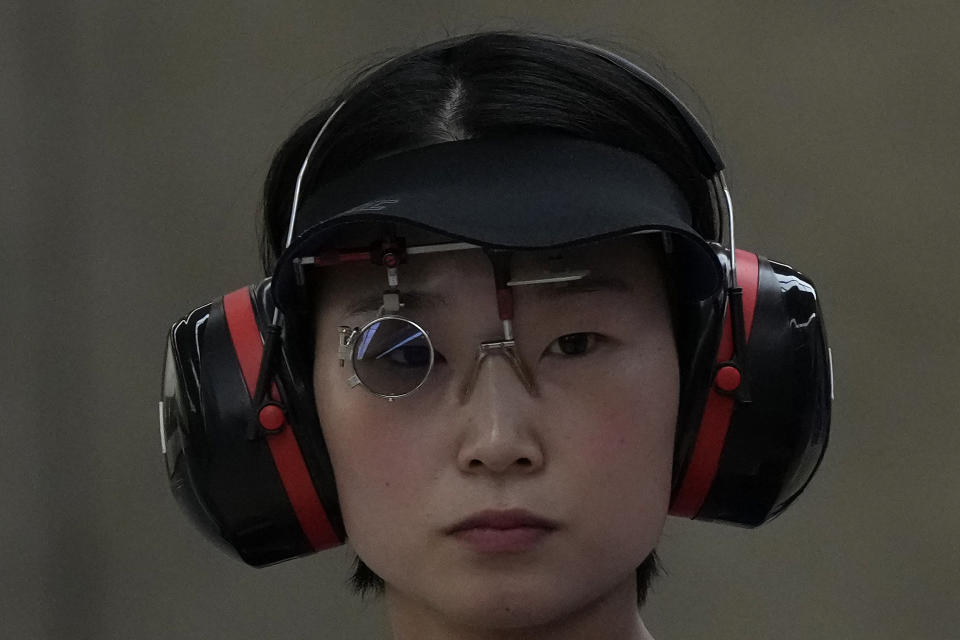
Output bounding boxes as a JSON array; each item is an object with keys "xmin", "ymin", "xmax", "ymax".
[
  {"xmin": 670, "ymin": 250, "xmax": 759, "ymax": 518},
  {"xmin": 222, "ymin": 287, "xmax": 340, "ymax": 550}
]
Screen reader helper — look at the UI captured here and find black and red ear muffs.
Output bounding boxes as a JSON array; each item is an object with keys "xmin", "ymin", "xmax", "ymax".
[
  {"xmin": 161, "ymin": 279, "xmax": 344, "ymax": 566},
  {"xmin": 669, "ymin": 247, "xmax": 831, "ymax": 526},
  {"xmin": 160, "ymin": 248, "xmax": 830, "ymax": 565}
]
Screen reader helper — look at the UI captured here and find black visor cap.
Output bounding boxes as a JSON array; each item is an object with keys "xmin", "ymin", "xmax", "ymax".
[{"xmin": 272, "ymin": 133, "xmax": 724, "ymax": 311}]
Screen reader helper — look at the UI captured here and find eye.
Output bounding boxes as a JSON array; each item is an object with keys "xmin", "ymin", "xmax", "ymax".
[
  {"xmin": 384, "ymin": 345, "xmax": 432, "ymax": 367},
  {"xmin": 544, "ymin": 332, "xmax": 603, "ymax": 357},
  {"xmin": 384, "ymin": 346, "xmax": 447, "ymax": 367}
]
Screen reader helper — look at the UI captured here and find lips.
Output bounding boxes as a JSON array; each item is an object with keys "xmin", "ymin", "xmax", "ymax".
[
  {"xmin": 445, "ymin": 509, "xmax": 559, "ymax": 552},
  {"xmin": 445, "ymin": 509, "xmax": 559, "ymax": 534}
]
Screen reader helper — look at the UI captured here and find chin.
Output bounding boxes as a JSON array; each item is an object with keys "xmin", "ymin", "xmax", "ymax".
[
  {"xmin": 398, "ymin": 567, "xmax": 633, "ymax": 633},
  {"xmin": 438, "ymin": 584, "xmax": 583, "ymax": 630}
]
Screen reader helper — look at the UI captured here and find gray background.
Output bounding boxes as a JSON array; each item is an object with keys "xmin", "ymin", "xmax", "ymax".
[{"xmin": 2, "ymin": 2, "xmax": 958, "ymax": 638}]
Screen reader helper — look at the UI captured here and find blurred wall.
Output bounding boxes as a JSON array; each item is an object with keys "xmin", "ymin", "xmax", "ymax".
[{"xmin": 2, "ymin": 2, "xmax": 958, "ymax": 638}]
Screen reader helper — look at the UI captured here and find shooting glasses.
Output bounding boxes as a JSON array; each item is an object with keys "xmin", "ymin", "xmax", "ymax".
[{"xmin": 303, "ymin": 237, "xmax": 600, "ymax": 401}]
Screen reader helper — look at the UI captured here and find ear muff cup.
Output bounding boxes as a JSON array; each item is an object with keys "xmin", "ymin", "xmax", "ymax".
[
  {"xmin": 669, "ymin": 248, "xmax": 831, "ymax": 526},
  {"xmin": 161, "ymin": 280, "xmax": 344, "ymax": 566}
]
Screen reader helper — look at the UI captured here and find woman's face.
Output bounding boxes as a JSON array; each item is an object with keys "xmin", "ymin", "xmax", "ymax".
[{"xmin": 311, "ymin": 235, "xmax": 679, "ymax": 629}]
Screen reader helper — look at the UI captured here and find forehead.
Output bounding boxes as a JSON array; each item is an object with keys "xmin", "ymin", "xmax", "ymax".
[{"xmin": 309, "ymin": 234, "xmax": 666, "ymax": 315}]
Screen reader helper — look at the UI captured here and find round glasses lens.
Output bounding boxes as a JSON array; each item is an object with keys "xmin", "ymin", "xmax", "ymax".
[{"xmin": 352, "ymin": 317, "xmax": 433, "ymax": 396}]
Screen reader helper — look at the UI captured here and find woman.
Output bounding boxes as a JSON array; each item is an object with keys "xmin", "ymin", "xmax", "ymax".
[{"xmin": 162, "ymin": 29, "xmax": 830, "ymax": 640}]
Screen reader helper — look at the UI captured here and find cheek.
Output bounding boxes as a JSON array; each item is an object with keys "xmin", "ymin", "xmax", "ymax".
[
  {"xmin": 545, "ymin": 341, "xmax": 678, "ymax": 520},
  {"xmin": 546, "ymin": 335, "xmax": 678, "ymax": 449},
  {"xmin": 313, "ymin": 365, "xmax": 440, "ymax": 534},
  {"xmin": 566, "ymin": 388, "xmax": 676, "ymax": 493}
]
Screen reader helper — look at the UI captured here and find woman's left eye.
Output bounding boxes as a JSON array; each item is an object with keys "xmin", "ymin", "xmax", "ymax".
[{"xmin": 544, "ymin": 332, "xmax": 603, "ymax": 357}]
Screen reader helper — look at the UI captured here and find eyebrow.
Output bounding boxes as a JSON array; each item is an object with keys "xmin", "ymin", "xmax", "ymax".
[{"xmin": 340, "ymin": 274, "xmax": 631, "ymax": 318}]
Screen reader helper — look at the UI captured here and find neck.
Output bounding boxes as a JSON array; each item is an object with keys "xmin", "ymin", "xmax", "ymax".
[{"xmin": 384, "ymin": 576, "xmax": 655, "ymax": 640}]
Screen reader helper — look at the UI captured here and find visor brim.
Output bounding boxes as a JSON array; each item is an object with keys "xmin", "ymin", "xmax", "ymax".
[{"xmin": 271, "ymin": 133, "xmax": 724, "ymax": 309}]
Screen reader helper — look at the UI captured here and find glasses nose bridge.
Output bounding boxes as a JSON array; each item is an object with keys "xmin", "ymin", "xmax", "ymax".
[{"xmin": 459, "ymin": 340, "xmax": 537, "ymax": 405}]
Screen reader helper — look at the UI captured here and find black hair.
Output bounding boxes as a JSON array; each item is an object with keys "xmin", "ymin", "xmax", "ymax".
[
  {"xmin": 260, "ymin": 30, "xmax": 716, "ymax": 273},
  {"xmin": 260, "ymin": 28, "xmax": 715, "ymax": 608}
]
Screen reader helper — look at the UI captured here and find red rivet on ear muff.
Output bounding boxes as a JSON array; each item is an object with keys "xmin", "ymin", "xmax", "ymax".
[
  {"xmin": 715, "ymin": 365, "xmax": 742, "ymax": 393},
  {"xmin": 258, "ymin": 404, "xmax": 286, "ymax": 432}
]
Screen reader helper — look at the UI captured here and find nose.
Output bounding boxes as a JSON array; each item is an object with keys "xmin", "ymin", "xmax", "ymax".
[{"xmin": 455, "ymin": 348, "xmax": 545, "ymax": 475}]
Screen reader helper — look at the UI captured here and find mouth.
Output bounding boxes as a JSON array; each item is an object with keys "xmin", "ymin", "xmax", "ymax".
[{"xmin": 445, "ymin": 509, "xmax": 559, "ymax": 553}]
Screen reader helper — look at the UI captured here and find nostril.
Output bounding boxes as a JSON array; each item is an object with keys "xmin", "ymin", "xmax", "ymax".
[
  {"xmin": 517, "ymin": 457, "xmax": 532, "ymax": 467},
  {"xmin": 469, "ymin": 459, "xmax": 483, "ymax": 468}
]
